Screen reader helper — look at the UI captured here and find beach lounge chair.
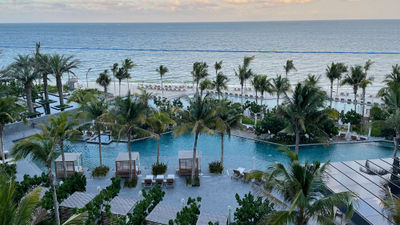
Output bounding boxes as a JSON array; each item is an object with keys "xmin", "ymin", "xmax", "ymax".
[
  {"xmin": 142, "ymin": 175, "xmax": 154, "ymax": 188},
  {"xmin": 351, "ymin": 135, "xmax": 358, "ymax": 141},
  {"xmin": 155, "ymin": 175, "xmax": 164, "ymax": 186},
  {"xmin": 231, "ymin": 167, "xmax": 245, "ymax": 180},
  {"xmin": 166, "ymin": 174, "xmax": 175, "ymax": 188}
]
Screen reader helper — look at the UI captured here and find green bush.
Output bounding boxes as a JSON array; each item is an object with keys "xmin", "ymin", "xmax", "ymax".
[
  {"xmin": 0, "ymin": 163, "xmax": 17, "ymax": 179},
  {"xmin": 169, "ymin": 197, "xmax": 202, "ymax": 225},
  {"xmin": 242, "ymin": 117, "xmax": 261, "ymax": 126},
  {"xmin": 370, "ymin": 105, "xmax": 389, "ymax": 121},
  {"xmin": 124, "ymin": 175, "xmax": 138, "ymax": 188},
  {"xmin": 255, "ymin": 112, "xmax": 286, "ymax": 136},
  {"xmin": 185, "ymin": 176, "xmax": 200, "ymax": 186},
  {"xmin": 231, "ymin": 192, "xmax": 275, "ymax": 225},
  {"xmin": 209, "ymin": 161, "xmax": 223, "ymax": 174},
  {"xmin": 340, "ymin": 110, "xmax": 362, "ymax": 125},
  {"xmin": 15, "ymin": 172, "xmax": 49, "ymax": 203},
  {"xmin": 152, "ymin": 163, "xmax": 167, "ymax": 175},
  {"xmin": 92, "ymin": 166, "xmax": 110, "ymax": 177}
]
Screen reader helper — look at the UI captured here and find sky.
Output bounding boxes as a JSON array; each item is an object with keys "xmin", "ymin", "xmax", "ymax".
[{"xmin": 0, "ymin": 0, "xmax": 399, "ymax": 23}]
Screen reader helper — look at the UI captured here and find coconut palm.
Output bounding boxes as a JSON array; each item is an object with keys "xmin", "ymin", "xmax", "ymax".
[
  {"xmin": 0, "ymin": 97, "xmax": 22, "ymax": 163},
  {"xmin": 383, "ymin": 191, "xmax": 400, "ymax": 224},
  {"xmin": 147, "ymin": 111, "xmax": 175, "ymax": 165},
  {"xmin": 214, "ymin": 60, "xmax": 223, "ymax": 76},
  {"xmin": 11, "ymin": 125, "xmax": 61, "ymax": 225},
  {"xmin": 0, "ymin": 173, "xmax": 42, "ymax": 225},
  {"xmin": 282, "ymin": 82, "xmax": 326, "ymax": 154},
  {"xmin": 341, "ymin": 65, "xmax": 366, "ymax": 111},
  {"xmin": 67, "ymin": 89, "xmax": 98, "ymax": 106},
  {"xmin": 111, "ymin": 94, "xmax": 148, "ymax": 180},
  {"xmin": 305, "ymin": 74, "xmax": 321, "ymax": 86},
  {"xmin": 191, "ymin": 62, "xmax": 209, "ymax": 94},
  {"xmin": 174, "ymin": 94, "xmax": 216, "ymax": 184},
  {"xmin": 122, "ymin": 58, "xmax": 136, "ymax": 92},
  {"xmin": 271, "ymin": 74, "xmax": 290, "ymax": 106},
  {"xmin": 251, "ymin": 75, "xmax": 262, "ymax": 104},
  {"xmin": 235, "ymin": 56, "xmax": 254, "ymax": 103},
  {"xmin": 384, "ymin": 64, "xmax": 400, "ymax": 85},
  {"xmin": 96, "ymin": 69, "xmax": 111, "ymax": 99},
  {"xmin": 134, "ymin": 88, "xmax": 154, "ymax": 108},
  {"xmin": 214, "ymin": 99, "xmax": 241, "ymax": 168},
  {"xmin": 199, "ymin": 78, "xmax": 213, "ymax": 97},
  {"xmin": 115, "ymin": 67, "xmax": 125, "ymax": 96},
  {"xmin": 35, "ymin": 53, "xmax": 52, "ymax": 105},
  {"xmin": 156, "ymin": 65, "xmax": 168, "ymax": 95},
  {"xmin": 284, "ymin": 60, "xmax": 296, "ymax": 78},
  {"xmin": 46, "ymin": 54, "xmax": 80, "ymax": 107},
  {"xmin": 359, "ymin": 77, "xmax": 374, "ymax": 118},
  {"xmin": 47, "ymin": 112, "xmax": 80, "ymax": 179},
  {"xmin": 213, "ymin": 72, "xmax": 228, "ymax": 100},
  {"xmin": 111, "ymin": 63, "xmax": 118, "ymax": 96},
  {"xmin": 247, "ymin": 148, "xmax": 354, "ymax": 225},
  {"xmin": 259, "ymin": 75, "xmax": 272, "ymax": 105},
  {"xmin": 325, "ymin": 62, "xmax": 348, "ymax": 107}
]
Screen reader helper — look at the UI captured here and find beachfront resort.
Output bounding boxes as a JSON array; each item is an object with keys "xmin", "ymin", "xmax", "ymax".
[{"xmin": 1, "ymin": 46, "xmax": 400, "ymax": 225}]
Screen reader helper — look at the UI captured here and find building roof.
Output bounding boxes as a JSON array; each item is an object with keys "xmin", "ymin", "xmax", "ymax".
[
  {"xmin": 109, "ymin": 196, "xmax": 137, "ymax": 216},
  {"xmin": 55, "ymin": 153, "xmax": 82, "ymax": 162},
  {"xmin": 115, "ymin": 152, "xmax": 139, "ymax": 162},
  {"xmin": 146, "ymin": 204, "xmax": 179, "ymax": 224},
  {"xmin": 196, "ymin": 212, "xmax": 227, "ymax": 225},
  {"xmin": 60, "ymin": 192, "xmax": 96, "ymax": 209},
  {"xmin": 178, "ymin": 150, "xmax": 198, "ymax": 159}
]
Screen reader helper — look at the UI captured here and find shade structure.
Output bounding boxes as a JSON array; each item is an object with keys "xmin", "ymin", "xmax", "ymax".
[
  {"xmin": 54, "ymin": 152, "xmax": 83, "ymax": 179},
  {"xmin": 115, "ymin": 152, "xmax": 140, "ymax": 177},
  {"xmin": 178, "ymin": 150, "xmax": 200, "ymax": 176},
  {"xmin": 59, "ymin": 192, "xmax": 96, "ymax": 223}
]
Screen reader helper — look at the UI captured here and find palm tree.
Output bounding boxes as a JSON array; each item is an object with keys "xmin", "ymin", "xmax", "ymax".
[
  {"xmin": 12, "ymin": 125, "xmax": 61, "ymax": 225},
  {"xmin": 215, "ymin": 99, "xmax": 241, "ymax": 168},
  {"xmin": 384, "ymin": 64, "xmax": 400, "ymax": 85},
  {"xmin": 111, "ymin": 94, "xmax": 148, "ymax": 180},
  {"xmin": 48, "ymin": 112, "xmax": 80, "ymax": 178},
  {"xmin": 199, "ymin": 78, "xmax": 213, "ymax": 97},
  {"xmin": 247, "ymin": 148, "xmax": 354, "ymax": 225},
  {"xmin": 96, "ymin": 69, "xmax": 111, "ymax": 99},
  {"xmin": 156, "ymin": 65, "xmax": 168, "ymax": 95},
  {"xmin": 235, "ymin": 56, "xmax": 254, "ymax": 103},
  {"xmin": 174, "ymin": 94, "xmax": 216, "ymax": 184},
  {"xmin": 359, "ymin": 77, "xmax": 374, "ymax": 118},
  {"xmin": 341, "ymin": 65, "xmax": 366, "ymax": 111},
  {"xmin": 305, "ymin": 74, "xmax": 321, "ymax": 86},
  {"xmin": 5, "ymin": 55, "xmax": 39, "ymax": 114},
  {"xmin": 191, "ymin": 62, "xmax": 209, "ymax": 94},
  {"xmin": 0, "ymin": 97, "xmax": 21, "ymax": 164},
  {"xmin": 383, "ymin": 191, "xmax": 400, "ymax": 224},
  {"xmin": 0, "ymin": 173, "xmax": 42, "ymax": 225},
  {"xmin": 35, "ymin": 53, "xmax": 52, "ymax": 104},
  {"xmin": 111, "ymin": 63, "xmax": 118, "ymax": 96},
  {"xmin": 67, "ymin": 89, "xmax": 98, "ymax": 106},
  {"xmin": 214, "ymin": 61, "xmax": 223, "ymax": 76},
  {"xmin": 271, "ymin": 74, "xmax": 290, "ymax": 106},
  {"xmin": 325, "ymin": 62, "xmax": 348, "ymax": 107},
  {"xmin": 284, "ymin": 60, "xmax": 296, "ymax": 78},
  {"xmin": 213, "ymin": 72, "xmax": 228, "ymax": 100},
  {"xmin": 147, "ymin": 111, "xmax": 174, "ymax": 165},
  {"xmin": 251, "ymin": 75, "xmax": 261, "ymax": 104},
  {"xmin": 283, "ymin": 82, "xmax": 326, "ymax": 154},
  {"xmin": 259, "ymin": 75, "xmax": 272, "ymax": 105},
  {"xmin": 134, "ymin": 88, "xmax": 154, "ymax": 108},
  {"xmin": 122, "ymin": 58, "xmax": 136, "ymax": 92},
  {"xmin": 115, "ymin": 68, "xmax": 125, "ymax": 96}
]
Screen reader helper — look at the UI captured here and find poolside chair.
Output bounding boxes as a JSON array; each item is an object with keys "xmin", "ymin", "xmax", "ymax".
[
  {"xmin": 142, "ymin": 175, "xmax": 154, "ymax": 188},
  {"xmin": 166, "ymin": 174, "xmax": 175, "ymax": 188},
  {"xmin": 155, "ymin": 175, "xmax": 164, "ymax": 186},
  {"xmin": 231, "ymin": 170, "xmax": 241, "ymax": 180}
]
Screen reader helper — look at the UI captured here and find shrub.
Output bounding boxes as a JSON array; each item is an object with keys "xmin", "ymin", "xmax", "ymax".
[
  {"xmin": 124, "ymin": 175, "xmax": 138, "ymax": 188},
  {"xmin": 231, "ymin": 192, "xmax": 275, "ymax": 225},
  {"xmin": 169, "ymin": 197, "xmax": 202, "ymax": 225},
  {"xmin": 208, "ymin": 161, "xmax": 223, "ymax": 174},
  {"xmin": 255, "ymin": 112, "xmax": 286, "ymax": 136},
  {"xmin": 185, "ymin": 176, "xmax": 200, "ymax": 186},
  {"xmin": 92, "ymin": 166, "xmax": 110, "ymax": 177},
  {"xmin": 370, "ymin": 106, "xmax": 389, "ymax": 121},
  {"xmin": 15, "ymin": 172, "xmax": 49, "ymax": 203},
  {"xmin": 340, "ymin": 110, "xmax": 362, "ymax": 125},
  {"xmin": 152, "ymin": 163, "xmax": 167, "ymax": 175},
  {"xmin": 0, "ymin": 163, "xmax": 17, "ymax": 179}
]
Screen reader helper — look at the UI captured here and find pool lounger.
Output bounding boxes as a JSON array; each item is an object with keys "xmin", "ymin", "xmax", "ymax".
[
  {"xmin": 142, "ymin": 175, "xmax": 154, "ymax": 188},
  {"xmin": 165, "ymin": 174, "xmax": 175, "ymax": 188}
]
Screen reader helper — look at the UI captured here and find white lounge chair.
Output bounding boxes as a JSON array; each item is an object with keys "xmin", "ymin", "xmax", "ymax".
[
  {"xmin": 142, "ymin": 175, "xmax": 154, "ymax": 188},
  {"xmin": 166, "ymin": 174, "xmax": 175, "ymax": 188},
  {"xmin": 155, "ymin": 175, "xmax": 164, "ymax": 186}
]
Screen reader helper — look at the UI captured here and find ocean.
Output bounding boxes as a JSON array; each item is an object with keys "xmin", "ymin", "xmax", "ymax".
[{"xmin": 0, "ymin": 20, "xmax": 399, "ymax": 88}]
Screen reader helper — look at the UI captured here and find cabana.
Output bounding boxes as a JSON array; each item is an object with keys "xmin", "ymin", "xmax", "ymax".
[
  {"xmin": 59, "ymin": 192, "xmax": 96, "ymax": 223},
  {"xmin": 115, "ymin": 152, "xmax": 141, "ymax": 177},
  {"xmin": 146, "ymin": 204, "xmax": 180, "ymax": 225},
  {"xmin": 196, "ymin": 212, "xmax": 228, "ymax": 225},
  {"xmin": 178, "ymin": 150, "xmax": 200, "ymax": 176},
  {"xmin": 55, "ymin": 153, "xmax": 83, "ymax": 179},
  {"xmin": 102, "ymin": 197, "xmax": 137, "ymax": 225}
]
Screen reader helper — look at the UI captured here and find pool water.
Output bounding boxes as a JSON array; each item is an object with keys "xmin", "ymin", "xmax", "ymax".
[{"xmin": 63, "ymin": 133, "xmax": 394, "ymax": 171}]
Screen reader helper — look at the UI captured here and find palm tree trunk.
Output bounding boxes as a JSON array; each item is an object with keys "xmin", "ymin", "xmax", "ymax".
[
  {"xmin": 156, "ymin": 137, "xmax": 160, "ymax": 165},
  {"xmin": 25, "ymin": 83, "xmax": 34, "ymax": 114},
  {"xmin": 128, "ymin": 131, "xmax": 133, "ymax": 180},
  {"xmin": 362, "ymin": 88, "xmax": 366, "ymax": 118},
  {"xmin": 255, "ymin": 91, "xmax": 258, "ymax": 104},
  {"xmin": 56, "ymin": 74, "xmax": 64, "ymax": 107},
  {"xmin": 118, "ymin": 80, "xmax": 121, "ymax": 96},
  {"xmin": 393, "ymin": 132, "xmax": 400, "ymax": 158},
  {"xmin": 220, "ymin": 133, "xmax": 224, "ymax": 168},
  {"xmin": 240, "ymin": 84, "xmax": 244, "ymax": 104},
  {"xmin": 336, "ymin": 79, "xmax": 340, "ymax": 97},
  {"xmin": 295, "ymin": 129, "xmax": 300, "ymax": 155},
  {"xmin": 104, "ymin": 86, "xmax": 108, "ymax": 100},
  {"xmin": 200, "ymin": 89, "xmax": 203, "ymax": 98},
  {"xmin": 277, "ymin": 94, "xmax": 280, "ymax": 106},
  {"xmin": 98, "ymin": 128, "xmax": 102, "ymax": 167},
  {"xmin": 49, "ymin": 169, "xmax": 61, "ymax": 225},
  {"xmin": 113, "ymin": 75, "xmax": 116, "ymax": 97},
  {"xmin": 261, "ymin": 92, "xmax": 264, "ymax": 105},
  {"xmin": 196, "ymin": 81, "xmax": 199, "ymax": 94},
  {"xmin": 0, "ymin": 127, "xmax": 4, "ymax": 164},
  {"xmin": 43, "ymin": 74, "xmax": 49, "ymax": 102},
  {"xmin": 192, "ymin": 131, "xmax": 199, "ymax": 185},
  {"xmin": 60, "ymin": 140, "xmax": 67, "ymax": 179},
  {"xmin": 127, "ymin": 78, "xmax": 130, "ymax": 93},
  {"xmin": 160, "ymin": 77, "xmax": 163, "ymax": 96},
  {"xmin": 353, "ymin": 88, "xmax": 357, "ymax": 112},
  {"xmin": 330, "ymin": 80, "xmax": 333, "ymax": 108}
]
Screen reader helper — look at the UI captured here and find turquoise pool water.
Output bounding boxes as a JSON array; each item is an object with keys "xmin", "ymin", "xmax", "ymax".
[{"xmin": 62, "ymin": 133, "xmax": 395, "ymax": 171}]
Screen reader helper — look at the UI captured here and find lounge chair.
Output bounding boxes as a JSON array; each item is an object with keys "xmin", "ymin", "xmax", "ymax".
[
  {"xmin": 142, "ymin": 175, "xmax": 154, "ymax": 188},
  {"xmin": 231, "ymin": 167, "xmax": 245, "ymax": 180},
  {"xmin": 166, "ymin": 174, "xmax": 175, "ymax": 188},
  {"xmin": 155, "ymin": 175, "xmax": 164, "ymax": 186}
]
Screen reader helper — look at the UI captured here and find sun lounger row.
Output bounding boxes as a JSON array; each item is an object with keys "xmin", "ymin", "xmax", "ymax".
[{"xmin": 142, "ymin": 174, "xmax": 175, "ymax": 188}]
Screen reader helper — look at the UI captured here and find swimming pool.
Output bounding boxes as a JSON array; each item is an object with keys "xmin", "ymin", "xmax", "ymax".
[{"xmin": 62, "ymin": 133, "xmax": 394, "ymax": 171}]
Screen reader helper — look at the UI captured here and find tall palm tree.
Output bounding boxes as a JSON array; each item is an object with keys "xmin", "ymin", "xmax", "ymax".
[
  {"xmin": 235, "ymin": 56, "xmax": 254, "ymax": 103},
  {"xmin": 191, "ymin": 62, "xmax": 209, "ymax": 94},
  {"xmin": 199, "ymin": 78, "xmax": 213, "ymax": 97},
  {"xmin": 283, "ymin": 82, "xmax": 326, "ymax": 154},
  {"xmin": 174, "ymin": 94, "xmax": 216, "ymax": 184},
  {"xmin": 111, "ymin": 63, "xmax": 118, "ymax": 96},
  {"xmin": 251, "ymin": 75, "xmax": 262, "ymax": 104},
  {"xmin": 305, "ymin": 74, "xmax": 321, "ymax": 86},
  {"xmin": 67, "ymin": 89, "xmax": 98, "ymax": 106},
  {"xmin": 215, "ymin": 99, "xmax": 241, "ymax": 168},
  {"xmin": 214, "ymin": 61, "xmax": 223, "ymax": 76},
  {"xmin": 0, "ymin": 97, "xmax": 21, "ymax": 163},
  {"xmin": 122, "ymin": 58, "xmax": 136, "ymax": 92},
  {"xmin": 35, "ymin": 53, "xmax": 52, "ymax": 114},
  {"xmin": 134, "ymin": 88, "xmax": 154, "ymax": 108},
  {"xmin": 384, "ymin": 64, "xmax": 400, "ymax": 85},
  {"xmin": 247, "ymin": 148, "xmax": 354, "ymax": 225},
  {"xmin": 115, "ymin": 68, "xmax": 125, "ymax": 96},
  {"xmin": 341, "ymin": 65, "xmax": 366, "ymax": 111},
  {"xmin": 111, "ymin": 94, "xmax": 148, "ymax": 180},
  {"xmin": 12, "ymin": 125, "xmax": 61, "ymax": 225},
  {"xmin": 147, "ymin": 111, "xmax": 175, "ymax": 165},
  {"xmin": 0, "ymin": 173, "xmax": 42, "ymax": 225},
  {"xmin": 259, "ymin": 75, "xmax": 272, "ymax": 105},
  {"xmin": 325, "ymin": 62, "xmax": 348, "ymax": 107},
  {"xmin": 271, "ymin": 74, "xmax": 290, "ymax": 106},
  {"xmin": 213, "ymin": 72, "xmax": 228, "ymax": 100},
  {"xmin": 156, "ymin": 65, "xmax": 168, "ymax": 95},
  {"xmin": 48, "ymin": 112, "xmax": 80, "ymax": 179},
  {"xmin": 359, "ymin": 77, "xmax": 374, "ymax": 118},
  {"xmin": 284, "ymin": 60, "xmax": 296, "ymax": 78},
  {"xmin": 96, "ymin": 69, "xmax": 111, "ymax": 99}
]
